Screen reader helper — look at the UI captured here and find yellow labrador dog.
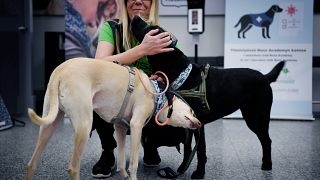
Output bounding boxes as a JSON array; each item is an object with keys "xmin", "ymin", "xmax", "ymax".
[{"xmin": 26, "ymin": 58, "xmax": 201, "ymax": 180}]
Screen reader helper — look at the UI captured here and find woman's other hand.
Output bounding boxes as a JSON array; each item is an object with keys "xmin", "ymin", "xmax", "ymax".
[{"xmin": 149, "ymin": 74, "xmax": 163, "ymax": 82}]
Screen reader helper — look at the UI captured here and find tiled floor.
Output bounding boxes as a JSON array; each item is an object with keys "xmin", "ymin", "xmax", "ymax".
[{"xmin": 1, "ymin": 117, "xmax": 320, "ymax": 180}]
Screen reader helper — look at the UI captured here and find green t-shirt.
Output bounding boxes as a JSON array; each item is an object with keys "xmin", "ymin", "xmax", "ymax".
[{"xmin": 98, "ymin": 22, "xmax": 153, "ymax": 76}]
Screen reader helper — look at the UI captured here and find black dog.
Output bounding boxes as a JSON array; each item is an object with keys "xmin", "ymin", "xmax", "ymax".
[
  {"xmin": 234, "ymin": 4, "xmax": 283, "ymax": 39},
  {"xmin": 131, "ymin": 16, "xmax": 285, "ymax": 179}
]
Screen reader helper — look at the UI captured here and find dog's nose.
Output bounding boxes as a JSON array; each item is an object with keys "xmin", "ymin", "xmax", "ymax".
[{"xmin": 192, "ymin": 119, "xmax": 202, "ymax": 128}]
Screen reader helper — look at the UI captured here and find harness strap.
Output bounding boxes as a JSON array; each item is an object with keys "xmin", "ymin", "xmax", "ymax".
[
  {"xmin": 110, "ymin": 66, "xmax": 135, "ymax": 129},
  {"xmin": 177, "ymin": 64, "xmax": 211, "ymax": 112}
]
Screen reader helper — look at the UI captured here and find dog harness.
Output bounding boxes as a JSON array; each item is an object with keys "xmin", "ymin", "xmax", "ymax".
[
  {"xmin": 110, "ymin": 66, "xmax": 173, "ymax": 128},
  {"xmin": 250, "ymin": 13, "xmax": 273, "ymax": 26},
  {"xmin": 110, "ymin": 66, "xmax": 135, "ymax": 129},
  {"xmin": 175, "ymin": 64, "xmax": 211, "ymax": 112}
]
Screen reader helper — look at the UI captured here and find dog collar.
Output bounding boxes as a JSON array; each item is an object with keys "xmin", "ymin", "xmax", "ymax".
[
  {"xmin": 170, "ymin": 64, "xmax": 192, "ymax": 91},
  {"xmin": 150, "ymin": 80, "xmax": 167, "ymax": 117}
]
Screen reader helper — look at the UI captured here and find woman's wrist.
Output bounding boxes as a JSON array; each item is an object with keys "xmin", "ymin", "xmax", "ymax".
[
  {"xmin": 95, "ymin": 44, "xmax": 146, "ymax": 65},
  {"xmin": 115, "ymin": 45, "xmax": 145, "ymax": 65},
  {"xmin": 134, "ymin": 43, "xmax": 147, "ymax": 57}
]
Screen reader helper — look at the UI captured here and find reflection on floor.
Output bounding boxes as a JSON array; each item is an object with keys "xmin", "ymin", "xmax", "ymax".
[{"xmin": 1, "ymin": 118, "xmax": 320, "ymax": 179}]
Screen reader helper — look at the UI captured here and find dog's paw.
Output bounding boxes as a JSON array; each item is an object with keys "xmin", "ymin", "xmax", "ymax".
[
  {"xmin": 120, "ymin": 169, "xmax": 129, "ymax": 179},
  {"xmin": 261, "ymin": 162, "xmax": 272, "ymax": 170},
  {"xmin": 191, "ymin": 169, "xmax": 205, "ymax": 179}
]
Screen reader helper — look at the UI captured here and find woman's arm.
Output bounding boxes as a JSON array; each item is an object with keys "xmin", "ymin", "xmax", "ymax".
[{"xmin": 95, "ymin": 29, "xmax": 173, "ymax": 65}]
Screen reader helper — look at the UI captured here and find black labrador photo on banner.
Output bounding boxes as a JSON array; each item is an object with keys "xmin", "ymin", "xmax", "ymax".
[{"xmin": 235, "ymin": 5, "xmax": 283, "ymax": 39}]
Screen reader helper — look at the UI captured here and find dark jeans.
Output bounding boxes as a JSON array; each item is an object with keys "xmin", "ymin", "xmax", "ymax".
[
  {"xmin": 92, "ymin": 113, "xmax": 189, "ymax": 164},
  {"xmin": 92, "ymin": 112, "xmax": 117, "ymax": 150}
]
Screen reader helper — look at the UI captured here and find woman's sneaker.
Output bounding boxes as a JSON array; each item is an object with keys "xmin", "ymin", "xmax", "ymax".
[
  {"xmin": 91, "ymin": 150, "xmax": 116, "ymax": 178},
  {"xmin": 143, "ymin": 158, "xmax": 161, "ymax": 167}
]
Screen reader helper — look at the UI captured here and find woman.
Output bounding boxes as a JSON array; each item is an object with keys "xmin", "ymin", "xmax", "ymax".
[
  {"xmin": 95, "ymin": 0, "xmax": 173, "ymax": 65},
  {"xmin": 92, "ymin": 0, "xmax": 173, "ymax": 178}
]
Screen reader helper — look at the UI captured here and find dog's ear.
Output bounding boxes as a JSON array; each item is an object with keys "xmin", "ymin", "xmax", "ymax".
[
  {"xmin": 130, "ymin": 16, "xmax": 151, "ymax": 42},
  {"xmin": 130, "ymin": 15, "xmax": 178, "ymax": 48},
  {"xmin": 155, "ymin": 26, "xmax": 178, "ymax": 48}
]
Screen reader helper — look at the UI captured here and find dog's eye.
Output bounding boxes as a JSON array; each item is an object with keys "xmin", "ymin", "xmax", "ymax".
[
  {"xmin": 190, "ymin": 110, "xmax": 196, "ymax": 117},
  {"xmin": 184, "ymin": 116, "xmax": 190, "ymax": 120}
]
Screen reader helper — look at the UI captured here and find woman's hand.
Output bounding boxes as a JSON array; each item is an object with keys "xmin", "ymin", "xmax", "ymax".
[
  {"xmin": 149, "ymin": 74, "xmax": 164, "ymax": 82},
  {"xmin": 139, "ymin": 29, "xmax": 174, "ymax": 56}
]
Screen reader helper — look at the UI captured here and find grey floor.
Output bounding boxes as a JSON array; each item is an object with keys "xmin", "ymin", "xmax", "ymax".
[{"xmin": 1, "ymin": 117, "xmax": 320, "ymax": 180}]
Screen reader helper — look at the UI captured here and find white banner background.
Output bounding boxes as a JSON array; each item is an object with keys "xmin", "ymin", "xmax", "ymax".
[{"xmin": 224, "ymin": 0, "xmax": 314, "ymax": 120}]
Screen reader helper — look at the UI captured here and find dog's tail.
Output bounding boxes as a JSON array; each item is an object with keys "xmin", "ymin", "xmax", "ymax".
[
  {"xmin": 234, "ymin": 19, "xmax": 241, "ymax": 28},
  {"xmin": 265, "ymin": 61, "xmax": 285, "ymax": 83},
  {"xmin": 28, "ymin": 75, "xmax": 60, "ymax": 126}
]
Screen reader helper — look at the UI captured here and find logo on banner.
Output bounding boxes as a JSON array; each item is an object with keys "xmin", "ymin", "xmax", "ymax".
[
  {"xmin": 234, "ymin": 4, "xmax": 283, "ymax": 39},
  {"xmin": 286, "ymin": 4, "xmax": 298, "ymax": 16},
  {"xmin": 280, "ymin": 3, "xmax": 303, "ymax": 36}
]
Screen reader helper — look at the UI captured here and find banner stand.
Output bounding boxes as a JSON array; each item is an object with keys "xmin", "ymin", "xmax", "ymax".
[
  {"xmin": 193, "ymin": 34, "xmax": 199, "ymax": 63},
  {"xmin": 0, "ymin": 96, "xmax": 13, "ymax": 131}
]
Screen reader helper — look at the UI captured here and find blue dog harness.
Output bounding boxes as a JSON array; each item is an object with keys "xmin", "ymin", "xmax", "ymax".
[{"xmin": 249, "ymin": 13, "xmax": 272, "ymax": 26}]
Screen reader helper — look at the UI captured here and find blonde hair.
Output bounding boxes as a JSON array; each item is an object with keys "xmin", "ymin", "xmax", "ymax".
[{"xmin": 119, "ymin": 0, "xmax": 159, "ymax": 51}]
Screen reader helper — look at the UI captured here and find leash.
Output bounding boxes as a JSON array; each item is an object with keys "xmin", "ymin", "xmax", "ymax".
[
  {"xmin": 154, "ymin": 95, "xmax": 176, "ymax": 126},
  {"xmin": 136, "ymin": 69, "xmax": 176, "ymax": 127},
  {"xmin": 156, "ymin": 91, "xmax": 200, "ymax": 179},
  {"xmin": 157, "ymin": 128, "xmax": 200, "ymax": 179},
  {"xmin": 136, "ymin": 69, "xmax": 170, "ymax": 96},
  {"xmin": 136, "ymin": 67, "xmax": 202, "ymax": 177}
]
